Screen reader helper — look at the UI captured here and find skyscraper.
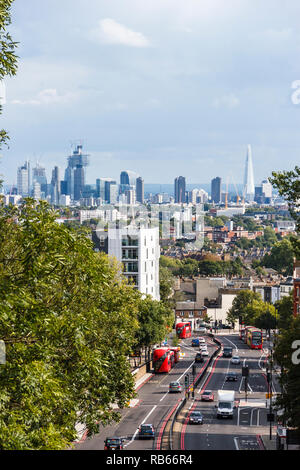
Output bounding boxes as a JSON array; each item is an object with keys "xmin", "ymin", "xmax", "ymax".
[
  {"xmin": 136, "ymin": 177, "xmax": 144, "ymax": 204},
  {"xmin": 51, "ymin": 166, "xmax": 61, "ymax": 205},
  {"xmin": 32, "ymin": 163, "xmax": 47, "ymax": 198},
  {"xmin": 64, "ymin": 144, "xmax": 89, "ymax": 200},
  {"xmin": 120, "ymin": 170, "xmax": 139, "ymax": 194},
  {"xmin": 74, "ymin": 164, "xmax": 85, "ymax": 201},
  {"xmin": 17, "ymin": 161, "xmax": 30, "ymax": 197},
  {"xmin": 174, "ymin": 176, "xmax": 186, "ymax": 203},
  {"xmin": 243, "ymin": 144, "xmax": 255, "ymax": 202},
  {"xmin": 211, "ymin": 177, "xmax": 222, "ymax": 204}
]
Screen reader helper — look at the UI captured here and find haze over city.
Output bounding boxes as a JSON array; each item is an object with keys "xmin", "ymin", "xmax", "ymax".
[{"xmin": 1, "ymin": 0, "xmax": 300, "ymax": 185}]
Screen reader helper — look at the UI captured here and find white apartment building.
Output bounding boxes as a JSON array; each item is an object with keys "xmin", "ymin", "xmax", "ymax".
[{"xmin": 98, "ymin": 226, "xmax": 160, "ymax": 301}]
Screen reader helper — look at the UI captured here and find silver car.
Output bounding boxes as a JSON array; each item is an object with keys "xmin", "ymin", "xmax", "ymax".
[{"xmin": 231, "ymin": 356, "xmax": 240, "ymax": 364}]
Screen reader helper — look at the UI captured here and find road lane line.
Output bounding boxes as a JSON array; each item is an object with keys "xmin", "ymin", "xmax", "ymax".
[
  {"xmin": 234, "ymin": 437, "xmax": 239, "ymax": 450},
  {"xmin": 124, "ymin": 404, "xmax": 158, "ymax": 448}
]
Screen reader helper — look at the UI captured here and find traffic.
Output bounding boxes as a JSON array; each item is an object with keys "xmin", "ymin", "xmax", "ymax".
[{"xmin": 75, "ymin": 323, "xmax": 279, "ymax": 451}]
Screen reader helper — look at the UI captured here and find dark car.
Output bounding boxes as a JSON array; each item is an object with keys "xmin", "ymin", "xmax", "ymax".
[
  {"xmin": 104, "ymin": 437, "xmax": 124, "ymax": 450},
  {"xmin": 226, "ymin": 372, "xmax": 238, "ymax": 381},
  {"xmin": 138, "ymin": 424, "xmax": 155, "ymax": 439},
  {"xmin": 195, "ymin": 352, "xmax": 204, "ymax": 363},
  {"xmin": 223, "ymin": 347, "xmax": 233, "ymax": 358},
  {"xmin": 189, "ymin": 411, "xmax": 203, "ymax": 424},
  {"xmin": 191, "ymin": 338, "xmax": 200, "ymax": 347}
]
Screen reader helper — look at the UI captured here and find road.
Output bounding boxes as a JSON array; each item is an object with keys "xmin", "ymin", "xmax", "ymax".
[
  {"xmin": 75, "ymin": 331, "xmax": 278, "ymax": 451},
  {"xmin": 180, "ymin": 333, "xmax": 280, "ymax": 451}
]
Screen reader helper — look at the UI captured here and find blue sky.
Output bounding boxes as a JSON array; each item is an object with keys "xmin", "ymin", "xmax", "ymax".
[{"xmin": 1, "ymin": 0, "xmax": 300, "ymax": 186}]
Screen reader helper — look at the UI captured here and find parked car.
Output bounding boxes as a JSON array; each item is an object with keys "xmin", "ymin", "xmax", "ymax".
[
  {"xmin": 138, "ymin": 424, "xmax": 155, "ymax": 439},
  {"xmin": 195, "ymin": 352, "xmax": 204, "ymax": 363},
  {"xmin": 189, "ymin": 411, "xmax": 203, "ymax": 424},
  {"xmin": 201, "ymin": 390, "xmax": 214, "ymax": 401},
  {"xmin": 169, "ymin": 381, "xmax": 183, "ymax": 393},
  {"xmin": 104, "ymin": 437, "xmax": 124, "ymax": 450},
  {"xmin": 226, "ymin": 372, "xmax": 238, "ymax": 381},
  {"xmin": 231, "ymin": 356, "xmax": 241, "ymax": 364},
  {"xmin": 191, "ymin": 338, "xmax": 200, "ymax": 347}
]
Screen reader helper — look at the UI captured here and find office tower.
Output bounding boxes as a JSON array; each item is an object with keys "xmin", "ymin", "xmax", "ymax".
[
  {"xmin": 174, "ymin": 176, "xmax": 186, "ymax": 203},
  {"xmin": 211, "ymin": 177, "xmax": 222, "ymax": 204},
  {"xmin": 125, "ymin": 188, "xmax": 136, "ymax": 205},
  {"xmin": 105, "ymin": 180, "xmax": 118, "ymax": 204},
  {"xmin": 93, "ymin": 226, "xmax": 160, "ymax": 300},
  {"xmin": 136, "ymin": 177, "xmax": 144, "ymax": 204},
  {"xmin": 51, "ymin": 166, "xmax": 61, "ymax": 205},
  {"xmin": 189, "ymin": 188, "xmax": 209, "ymax": 204},
  {"xmin": 32, "ymin": 162, "xmax": 47, "ymax": 197},
  {"xmin": 261, "ymin": 180, "xmax": 272, "ymax": 199},
  {"xmin": 17, "ymin": 161, "xmax": 30, "ymax": 197},
  {"xmin": 74, "ymin": 164, "xmax": 85, "ymax": 201},
  {"xmin": 243, "ymin": 144, "xmax": 255, "ymax": 201},
  {"xmin": 120, "ymin": 170, "xmax": 139, "ymax": 194},
  {"xmin": 64, "ymin": 144, "xmax": 89, "ymax": 200}
]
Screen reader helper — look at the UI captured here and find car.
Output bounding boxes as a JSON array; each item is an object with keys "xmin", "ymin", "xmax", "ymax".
[
  {"xmin": 201, "ymin": 350, "xmax": 209, "ymax": 357},
  {"xmin": 198, "ymin": 327, "xmax": 207, "ymax": 333},
  {"xmin": 104, "ymin": 437, "xmax": 124, "ymax": 450},
  {"xmin": 189, "ymin": 411, "xmax": 203, "ymax": 424},
  {"xmin": 199, "ymin": 337, "xmax": 206, "ymax": 344},
  {"xmin": 226, "ymin": 372, "xmax": 238, "ymax": 381},
  {"xmin": 200, "ymin": 345, "xmax": 208, "ymax": 351},
  {"xmin": 231, "ymin": 356, "xmax": 241, "ymax": 364},
  {"xmin": 191, "ymin": 338, "xmax": 200, "ymax": 347},
  {"xmin": 195, "ymin": 352, "xmax": 204, "ymax": 363},
  {"xmin": 138, "ymin": 424, "xmax": 155, "ymax": 439},
  {"xmin": 169, "ymin": 381, "xmax": 183, "ymax": 393},
  {"xmin": 201, "ymin": 390, "xmax": 214, "ymax": 401}
]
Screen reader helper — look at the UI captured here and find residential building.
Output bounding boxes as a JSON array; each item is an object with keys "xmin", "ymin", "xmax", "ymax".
[{"xmin": 92, "ymin": 226, "xmax": 160, "ymax": 300}]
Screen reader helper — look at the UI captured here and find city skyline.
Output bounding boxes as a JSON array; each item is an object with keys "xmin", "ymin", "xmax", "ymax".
[{"xmin": 1, "ymin": 1, "xmax": 300, "ymax": 185}]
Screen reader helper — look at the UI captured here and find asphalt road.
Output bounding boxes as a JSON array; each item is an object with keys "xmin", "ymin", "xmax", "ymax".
[
  {"xmin": 180, "ymin": 333, "xmax": 280, "ymax": 451},
  {"xmin": 75, "ymin": 332, "xmax": 279, "ymax": 451},
  {"xmin": 75, "ymin": 335, "xmax": 217, "ymax": 451}
]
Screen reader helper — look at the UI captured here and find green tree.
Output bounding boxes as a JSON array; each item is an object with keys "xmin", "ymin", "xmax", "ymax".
[
  {"xmin": 0, "ymin": 0, "xmax": 18, "ymax": 151},
  {"xmin": 226, "ymin": 289, "xmax": 262, "ymax": 325},
  {"xmin": 0, "ymin": 200, "xmax": 141, "ymax": 449},
  {"xmin": 159, "ymin": 265, "xmax": 175, "ymax": 307},
  {"xmin": 261, "ymin": 238, "xmax": 294, "ymax": 275},
  {"xmin": 274, "ymin": 293, "xmax": 294, "ymax": 331}
]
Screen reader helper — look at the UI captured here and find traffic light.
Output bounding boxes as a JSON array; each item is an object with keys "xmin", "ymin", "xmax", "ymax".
[
  {"xmin": 185, "ymin": 374, "xmax": 190, "ymax": 388},
  {"xmin": 242, "ymin": 366, "xmax": 249, "ymax": 377}
]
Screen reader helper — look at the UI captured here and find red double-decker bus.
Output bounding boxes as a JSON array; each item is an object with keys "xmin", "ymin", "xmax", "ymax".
[
  {"xmin": 246, "ymin": 327, "xmax": 263, "ymax": 350},
  {"xmin": 153, "ymin": 347, "xmax": 173, "ymax": 373},
  {"xmin": 175, "ymin": 322, "xmax": 192, "ymax": 339}
]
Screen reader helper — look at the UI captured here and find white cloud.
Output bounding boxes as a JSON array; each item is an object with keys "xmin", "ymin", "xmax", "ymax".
[
  {"xmin": 212, "ymin": 93, "xmax": 240, "ymax": 109},
  {"xmin": 11, "ymin": 88, "xmax": 78, "ymax": 106},
  {"xmin": 90, "ymin": 18, "xmax": 150, "ymax": 47}
]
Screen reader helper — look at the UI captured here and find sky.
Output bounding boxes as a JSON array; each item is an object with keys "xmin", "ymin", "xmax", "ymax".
[{"xmin": 1, "ymin": 0, "xmax": 300, "ymax": 186}]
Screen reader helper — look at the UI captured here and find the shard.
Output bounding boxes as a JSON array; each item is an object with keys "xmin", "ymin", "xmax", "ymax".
[{"xmin": 243, "ymin": 144, "xmax": 255, "ymax": 201}]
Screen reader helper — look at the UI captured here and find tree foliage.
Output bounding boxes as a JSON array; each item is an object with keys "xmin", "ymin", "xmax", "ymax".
[
  {"xmin": 0, "ymin": 0, "xmax": 18, "ymax": 150},
  {"xmin": 0, "ymin": 200, "xmax": 142, "ymax": 449}
]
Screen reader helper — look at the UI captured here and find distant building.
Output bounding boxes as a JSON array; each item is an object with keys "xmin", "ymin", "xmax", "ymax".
[
  {"xmin": 51, "ymin": 166, "xmax": 61, "ymax": 205},
  {"xmin": 64, "ymin": 144, "xmax": 89, "ymax": 200},
  {"xmin": 211, "ymin": 177, "xmax": 222, "ymax": 204},
  {"xmin": 105, "ymin": 180, "xmax": 118, "ymax": 204},
  {"xmin": 174, "ymin": 176, "xmax": 186, "ymax": 203},
  {"xmin": 136, "ymin": 177, "xmax": 144, "ymax": 204},
  {"xmin": 17, "ymin": 161, "xmax": 30, "ymax": 197},
  {"xmin": 243, "ymin": 144, "xmax": 255, "ymax": 201},
  {"xmin": 120, "ymin": 170, "xmax": 139, "ymax": 194}
]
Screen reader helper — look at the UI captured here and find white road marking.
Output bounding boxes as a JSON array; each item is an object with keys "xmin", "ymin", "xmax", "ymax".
[
  {"xmin": 124, "ymin": 404, "xmax": 157, "ymax": 448},
  {"xmin": 234, "ymin": 437, "xmax": 239, "ymax": 450}
]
